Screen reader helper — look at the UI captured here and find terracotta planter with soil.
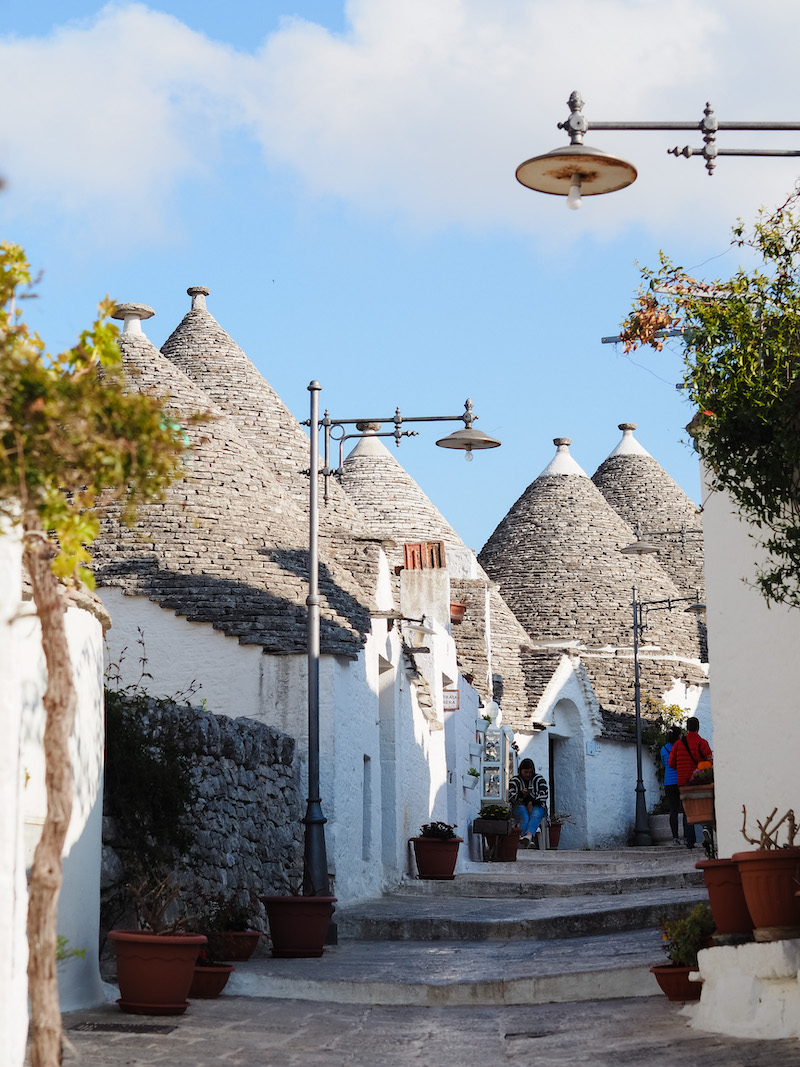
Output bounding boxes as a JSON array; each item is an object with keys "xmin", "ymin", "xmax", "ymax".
[
  {"xmin": 204, "ymin": 930, "xmax": 261, "ymax": 962},
  {"xmin": 261, "ymin": 895, "xmax": 337, "ymax": 958},
  {"xmin": 679, "ymin": 784, "xmax": 715, "ymax": 824},
  {"xmin": 732, "ymin": 847, "xmax": 800, "ymax": 941},
  {"xmin": 650, "ymin": 965, "xmax": 702, "ymax": 1001},
  {"xmin": 188, "ymin": 964, "xmax": 235, "ymax": 998},
  {"xmin": 108, "ymin": 930, "xmax": 208, "ymax": 1015},
  {"xmin": 410, "ymin": 836, "xmax": 462, "ymax": 879},
  {"xmin": 696, "ymin": 858, "xmax": 753, "ymax": 937}
]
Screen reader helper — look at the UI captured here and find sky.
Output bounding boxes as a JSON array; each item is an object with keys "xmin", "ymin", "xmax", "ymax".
[{"xmin": 1, "ymin": 0, "xmax": 798, "ymax": 552}]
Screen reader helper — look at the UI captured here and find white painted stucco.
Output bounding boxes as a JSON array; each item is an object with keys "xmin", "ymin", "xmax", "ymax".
[
  {"xmin": 701, "ymin": 473, "xmax": 800, "ymax": 859},
  {"xmin": 690, "ymin": 470, "xmax": 800, "ymax": 1039},
  {"xmin": 0, "ymin": 522, "xmax": 28, "ymax": 1067},
  {"xmin": 0, "ymin": 521, "xmax": 107, "ymax": 1064}
]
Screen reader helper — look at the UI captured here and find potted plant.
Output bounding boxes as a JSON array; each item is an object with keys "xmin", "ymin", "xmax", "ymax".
[
  {"xmin": 194, "ymin": 892, "xmax": 262, "ymax": 962},
  {"xmin": 733, "ymin": 806, "xmax": 800, "ymax": 941},
  {"xmin": 650, "ymin": 903, "xmax": 715, "ymax": 1001},
  {"xmin": 188, "ymin": 945, "xmax": 235, "ymax": 999},
  {"xmin": 409, "ymin": 821, "xmax": 463, "ymax": 879},
  {"xmin": 472, "ymin": 803, "xmax": 512, "ymax": 837},
  {"xmin": 695, "ymin": 855, "xmax": 753, "ymax": 939},
  {"xmin": 472, "ymin": 804, "xmax": 518, "ymax": 861},
  {"xmin": 680, "ymin": 763, "xmax": 715, "ymax": 824},
  {"xmin": 261, "ymin": 890, "xmax": 338, "ymax": 958},
  {"xmin": 450, "ymin": 601, "xmax": 467, "ymax": 624},
  {"xmin": 548, "ymin": 812, "xmax": 572, "ymax": 850},
  {"xmin": 475, "ymin": 713, "xmax": 492, "ymax": 736},
  {"xmin": 107, "ymin": 874, "xmax": 207, "ymax": 1015},
  {"xmin": 463, "ymin": 766, "xmax": 480, "ymax": 789}
]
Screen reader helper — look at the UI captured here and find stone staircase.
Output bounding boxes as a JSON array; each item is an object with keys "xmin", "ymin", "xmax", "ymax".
[{"xmin": 227, "ymin": 847, "xmax": 710, "ymax": 1006}]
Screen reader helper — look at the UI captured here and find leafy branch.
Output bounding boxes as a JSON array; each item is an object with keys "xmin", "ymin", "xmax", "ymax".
[{"xmin": 619, "ymin": 190, "xmax": 800, "ymax": 608}]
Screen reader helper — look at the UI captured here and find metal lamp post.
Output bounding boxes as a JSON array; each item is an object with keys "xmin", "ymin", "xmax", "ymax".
[
  {"xmin": 302, "ymin": 381, "xmax": 501, "ymax": 896},
  {"xmin": 626, "ymin": 580, "xmax": 706, "ymax": 847},
  {"xmin": 516, "ymin": 90, "xmax": 800, "ymax": 208}
]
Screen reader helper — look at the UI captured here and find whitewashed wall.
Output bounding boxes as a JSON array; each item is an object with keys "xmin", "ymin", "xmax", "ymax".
[
  {"xmin": 0, "ymin": 522, "xmax": 28, "ymax": 1067},
  {"xmin": 0, "ymin": 519, "xmax": 106, "ymax": 1065},
  {"xmin": 702, "ymin": 474, "xmax": 800, "ymax": 858}
]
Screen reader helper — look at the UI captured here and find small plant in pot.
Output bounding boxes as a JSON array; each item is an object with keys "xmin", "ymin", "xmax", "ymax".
[
  {"xmin": 107, "ymin": 874, "xmax": 207, "ymax": 1015},
  {"xmin": 188, "ymin": 944, "xmax": 235, "ymax": 999},
  {"xmin": 548, "ymin": 812, "xmax": 572, "ymax": 850},
  {"xmin": 410, "ymin": 821, "xmax": 462, "ymax": 879},
  {"xmin": 732, "ymin": 806, "xmax": 800, "ymax": 941},
  {"xmin": 651, "ymin": 903, "xmax": 715, "ymax": 1001},
  {"xmin": 194, "ymin": 891, "xmax": 262, "ymax": 962}
]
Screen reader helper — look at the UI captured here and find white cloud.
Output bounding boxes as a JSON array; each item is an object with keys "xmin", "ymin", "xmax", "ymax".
[{"xmin": 0, "ymin": 0, "xmax": 798, "ymax": 246}]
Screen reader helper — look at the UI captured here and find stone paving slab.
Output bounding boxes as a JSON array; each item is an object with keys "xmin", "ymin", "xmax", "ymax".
[{"xmin": 58, "ymin": 995, "xmax": 800, "ymax": 1067}]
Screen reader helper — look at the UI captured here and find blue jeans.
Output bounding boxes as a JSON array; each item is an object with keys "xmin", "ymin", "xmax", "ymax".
[{"xmin": 514, "ymin": 804, "xmax": 546, "ymax": 837}]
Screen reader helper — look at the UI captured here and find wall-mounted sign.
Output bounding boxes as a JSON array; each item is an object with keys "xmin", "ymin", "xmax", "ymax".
[{"xmin": 442, "ymin": 690, "xmax": 460, "ymax": 711}]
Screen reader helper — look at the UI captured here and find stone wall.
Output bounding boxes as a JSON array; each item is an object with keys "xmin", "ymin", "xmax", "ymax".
[{"xmin": 102, "ymin": 696, "xmax": 304, "ymax": 939}]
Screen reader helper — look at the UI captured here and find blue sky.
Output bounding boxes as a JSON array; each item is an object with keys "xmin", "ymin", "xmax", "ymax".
[{"xmin": 1, "ymin": 1, "xmax": 798, "ymax": 551}]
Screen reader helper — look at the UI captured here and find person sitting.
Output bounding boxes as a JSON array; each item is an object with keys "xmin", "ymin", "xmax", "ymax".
[{"xmin": 508, "ymin": 758, "xmax": 548, "ymax": 848}]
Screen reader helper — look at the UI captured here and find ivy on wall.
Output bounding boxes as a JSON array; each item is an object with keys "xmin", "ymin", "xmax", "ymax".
[{"xmin": 620, "ymin": 189, "xmax": 800, "ymax": 608}]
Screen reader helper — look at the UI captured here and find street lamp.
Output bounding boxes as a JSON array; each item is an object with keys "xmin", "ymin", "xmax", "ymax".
[
  {"xmin": 627, "ymin": 586, "xmax": 706, "ymax": 846},
  {"xmin": 302, "ymin": 381, "xmax": 501, "ymax": 896},
  {"xmin": 517, "ymin": 91, "xmax": 800, "ymax": 208}
]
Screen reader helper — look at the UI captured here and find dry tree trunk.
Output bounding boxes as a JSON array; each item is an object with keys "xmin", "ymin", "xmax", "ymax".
[{"xmin": 24, "ymin": 520, "xmax": 77, "ymax": 1067}]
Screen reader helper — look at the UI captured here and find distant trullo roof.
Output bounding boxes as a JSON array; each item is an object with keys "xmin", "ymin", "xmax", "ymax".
[
  {"xmin": 91, "ymin": 303, "xmax": 371, "ymax": 657},
  {"xmin": 592, "ymin": 423, "xmax": 705, "ymax": 598},
  {"xmin": 339, "ymin": 431, "xmax": 533, "ymax": 724},
  {"xmin": 478, "ymin": 437, "xmax": 703, "ymax": 660},
  {"xmin": 159, "ymin": 287, "xmax": 383, "ymax": 602}
]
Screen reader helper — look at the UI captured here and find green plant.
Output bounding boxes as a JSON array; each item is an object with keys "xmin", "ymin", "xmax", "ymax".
[
  {"xmin": 192, "ymin": 892, "xmax": 257, "ymax": 933},
  {"xmin": 741, "ymin": 806, "xmax": 799, "ymax": 850},
  {"xmin": 549, "ymin": 812, "xmax": 573, "ymax": 826},
  {"xmin": 467, "ymin": 766, "xmax": 480, "ymax": 778},
  {"xmin": 690, "ymin": 766, "xmax": 714, "ymax": 785},
  {"xmin": 640, "ymin": 695, "xmax": 687, "ymax": 786},
  {"xmin": 481, "ymin": 713, "xmax": 493, "ymax": 723},
  {"xmin": 55, "ymin": 937, "xmax": 85, "ymax": 964},
  {"xmin": 479, "ymin": 803, "xmax": 511, "ymax": 820},
  {"xmin": 619, "ymin": 190, "xmax": 800, "ymax": 608},
  {"xmin": 419, "ymin": 821, "xmax": 458, "ymax": 840},
  {"xmin": 659, "ymin": 903, "xmax": 715, "ymax": 967},
  {"xmin": 0, "ymin": 242, "xmax": 191, "ymax": 1067}
]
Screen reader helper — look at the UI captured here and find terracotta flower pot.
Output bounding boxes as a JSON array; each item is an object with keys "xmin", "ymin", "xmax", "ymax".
[
  {"xmin": 108, "ymin": 930, "xmax": 208, "ymax": 1015},
  {"xmin": 548, "ymin": 823, "xmax": 563, "ymax": 849},
  {"xmin": 450, "ymin": 601, "xmax": 466, "ymax": 624},
  {"xmin": 696, "ymin": 858, "xmax": 753, "ymax": 937},
  {"xmin": 188, "ymin": 963, "xmax": 235, "ymax": 998},
  {"xmin": 679, "ymin": 783, "xmax": 715, "ymax": 824},
  {"xmin": 204, "ymin": 930, "xmax": 261, "ymax": 962},
  {"xmin": 496, "ymin": 827, "xmax": 522, "ymax": 862},
  {"xmin": 261, "ymin": 895, "xmax": 337, "ymax": 958},
  {"xmin": 650, "ymin": 964, "xmax": 702, "ymax": 1001},
  {"xmin": 732, "ymin": 847, "xmax": 800, "ymax": 941},
  {"xmin": 410, "ymin": 836, "xmax": 462, "ymax": 879}
]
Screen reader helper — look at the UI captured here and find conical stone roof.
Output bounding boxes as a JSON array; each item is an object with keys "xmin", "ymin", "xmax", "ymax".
[
  {"xmin": 91, "ymin": 305, "xmax": 371, "ymax": 657},
  {"xmin": 159, "ymin": 287, "xmax": 382, "ymax": 598},
  {"xmin": 478, "ymin": 438, "xmax": 703, "ymax": 659},
  {"xmin": 592, "ymin": 423, "xmax": 705, "ymax": 597},
  {"xmin": 339, "ymin": 432, "xmax": 533, "ymax": 721}
]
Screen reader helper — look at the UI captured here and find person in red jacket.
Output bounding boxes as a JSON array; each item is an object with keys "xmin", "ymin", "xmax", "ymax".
[{"xmin": 668, "ymin": 716, "xmax": 712, "ymax": 849}]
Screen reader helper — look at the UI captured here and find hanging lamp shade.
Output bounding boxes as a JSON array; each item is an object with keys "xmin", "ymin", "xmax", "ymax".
[
  {"xmin": 435, "ymin": 427, "xmax": 501, "ymax": 451},
  {"xmin": 516, "ymin": 143, "xmax": 637, "ymax": 196}
]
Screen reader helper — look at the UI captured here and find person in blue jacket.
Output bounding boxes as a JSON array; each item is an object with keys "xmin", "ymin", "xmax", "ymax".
[{"xmin": 661, "ymin": 724, "xmax": 684, "ymax": 845}]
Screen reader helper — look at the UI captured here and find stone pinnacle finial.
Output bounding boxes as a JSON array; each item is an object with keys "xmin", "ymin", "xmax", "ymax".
[
  {"xmin": 553, "ymin": 437, "xmax": 571, "ymax": 448},
  {"xmin": 187, "ymin": 286, "xmax": 210, "ymax": 311},
  {"xmin": 618, "ymin": 422, "xmax": 637, "ymax": 432},
  {"xmin": 111, "ymin": 302, "xmax": 155, "ymax": 336}
]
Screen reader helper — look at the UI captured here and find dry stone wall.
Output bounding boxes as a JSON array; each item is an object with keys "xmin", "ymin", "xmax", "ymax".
[{"xmin": 102, "ymin": 697, "xmax": 304, "ymax": 936}]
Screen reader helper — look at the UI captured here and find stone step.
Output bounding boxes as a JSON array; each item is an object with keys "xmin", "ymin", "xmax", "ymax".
[
  {"xmin": 334, "ymin": 885, "xmax": 708, "ymax": 942},
  {"xmin": 226, "ymin": 928, "xmax": 671, "ymax": 1007},
  {"xmin": 397, "ymin": 869, "xmax": 704, "ymax": 900}
]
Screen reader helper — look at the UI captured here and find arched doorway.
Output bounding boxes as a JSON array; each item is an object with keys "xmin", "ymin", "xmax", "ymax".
[{"xmin": 548, "ymin": 698, "xmax": 588, "ymax": 849}]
